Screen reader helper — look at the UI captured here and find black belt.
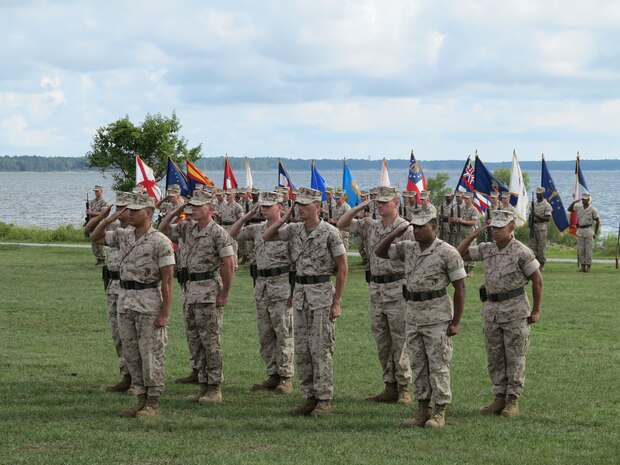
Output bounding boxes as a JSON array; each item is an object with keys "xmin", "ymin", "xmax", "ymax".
[
  {"xmin": 403, "ymin": 287, "xmax": 447, "ymax": 302},
  {"xmin": 120, "ymin": 280, "xmax": 159, "ymax": 290},
  {"xmin": 578, "ymin": 224, "xmax": 593, "ymax": 229},
  {"xmin": 108, "ymin": 271, "xmax": 120, "ymax": 280},
  {"xmin": 295, "ymin": 275, "xmax": 331, "ymax": 285},
  {"xmin": 485, "ymin": 287, "xmax": 525, "ymax": 302},
  {"xmin": 222, "ymin": 221, "xmax": 234, "ymax": 225},
  {"xmin": 257, "ymin": 265, "xmax": 290, "ymax": 278},
  {"xmin": 369, "ymin": 273, "xmax": 404, "ymax": 284},
  {"xmin": 188, "ymin": 271, "xmax": 217, "ymax": 282}
]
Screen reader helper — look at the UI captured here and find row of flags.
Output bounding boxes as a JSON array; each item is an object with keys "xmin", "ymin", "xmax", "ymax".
[{"xmin": 135, "ymin": 152, "xmax": 591, "ymax": 236}]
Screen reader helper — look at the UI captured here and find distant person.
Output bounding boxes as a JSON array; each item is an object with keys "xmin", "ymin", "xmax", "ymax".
[
  {"xmin": 330, "ymin": 189, "xmax": 351, "ymax": 250},
  {"xmin": 568, "ymin": 193, "xmax": 600, "ymax": 273},
  {"xmin": 499, "ymin": 192, "xmax": 515, "ymax": 214},
  {"xmin": 457, "ymin": 210, "xmax": 542, "ymax": 418},
  {"xmin": 87, "ymin": 185, "xmax": 110, "ymax": 265},
  {"xmin": 529, "ymin": 187, "xmax": 552, "ymax": 271}
]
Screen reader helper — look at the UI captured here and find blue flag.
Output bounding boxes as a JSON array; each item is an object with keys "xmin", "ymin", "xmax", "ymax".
[
  {"xmin": 473, "ymin": 154, "xmax": 513, "ymax": 204},
  {"xmin": 310, "ymin": 160, "xmax": 327, "ymax": 201},
  {"xmin": 541, "ymin": 156, "xmax": 569, "ymax": 232},
  {"xmin": 342, "ymin": 160, "xmax": 361, "ymax": 207},
  {"xmin": 165, "ymin": 157, "xmax": 190, "ymax": 198}
]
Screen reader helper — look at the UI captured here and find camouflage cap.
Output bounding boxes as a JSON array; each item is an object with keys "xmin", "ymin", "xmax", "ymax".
[
  {"xmin": 251, "ymin": 187, "xmax": 261, "ymax": 194},
  {"xmin": 419, "ymin": 190, "xmax": 431, "ymax": 200},
  {"xmin": 275, "ymin": 186, "xmax": 290, "ymax": 193},
  {"xmin": 375, "ymin": 186, "xmax": 400, "ymax": 202},
  {"xmin": 444, "ymin": 192, "xmax": 453, "ymax": 197},
  {"xmin": 193, "ymin": 183, "xmax": 205, "ymax": 191},
  {"xmin": 115, "ymin": 191, "xmax": 133, "ymax": 207},
  {"xmin": 259, "ymin": 191, "xmax": 283, "ymax": 206},
  {"xmin": 359, "ymin": 190, "xmax": 369, "ymax": 197},
  {"xmin": 333, "ymin": 189, "xmax": 345, "ymax": 199},
  {"xmin": 93, "ymin": 185, "xmax": 104, "ymax": 191},
  {"xmin": 463, "ymin": 192, "xmax": 473, "ymax": 199},
  {"xmin": 401, "ymin": 191, "xmax": 416, "ymax": 198},
  {"xmin": 500, "ymin": 191, "xmax": 511, "ymax": 199},
  {"xmin": 167, "ymin": 184, "xmax": 181, "ymax": 196},
  {"xmin": 295, "ymin": 187, "xmax": 323, "ymax": 205},
  {"xmin": 324, "ymin": 187, "xmax": 334, "ymax": 194},
  {"xmin": 132, "ymin": 185, "xmax": 146, "ymax": 194},
  {"xmin": 225, "ymin": 188, "xmax": 236, "ymax": 195},
  {"xmin": 188, "ymin": 189, "xmax": 215, "ymax": 206},
  {"xmin": 535, "ymin": 187, "xmax": 545, "ymax": 194},
  {"xmin": 410, "ymin": 208, "xmax": 435, "ymax": 226},
  {"xmin": 489, "ymin": 191, "xmax": 500, "ymax": 198},
  {"xmin": 126, "ymin": 193, "xmax": 155, "ymax": 210},
  {"xmin": 490, "ymin": 209, "xmax": 515, "ymax": 227},
  {"xmin": 581, "ymin": 192, "xmax": 591, "ymax": 200},
  {"xmin": 455, "ymin": 191, "xmax": 463, "ymax": 197},
  {"xmin": 203, "ymin": 185, "xmax": 218, "ymax": 193}
]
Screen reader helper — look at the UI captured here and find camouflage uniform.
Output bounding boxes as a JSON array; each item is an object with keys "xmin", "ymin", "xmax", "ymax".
[
  {"xmin": 389, "ymin": 239, "xmax": 466, "ymax": 405},
  {"xmin": 277, "ymin": 220, "xmax": 346, "ymax": 401},
  {"xmin": 349, "ymin": 216, "xmax": 413, "ymax": 387},
  {"xmin": 238, "ymin": 222, "xmax": 294, "ymax": 379},
  {"xmin": 459, "ymin": 203, "xmax": 479, "ymax": 271},
  {"xmin": 105, "ymin": 226, "xmax": 175, "ymax": 397},
  {"xmin": 219, "ymin": 200, "xmax": 244, "ymax": 260},
  {"xmin": 468, "ymin": 238, "xmax": 540, "ymax": 398},
  {"xmin": 332, "ymin": 202, "xmax": 351, "ymax": 249},
  {"xmin": 529, "ymin": 199, "xmax": 552, "ymax": 265},
  {"xmin": 448, "ymin": 199, "xmax": 463, "ymax": 247},
  {"xmin": 104, "ymin": 220, "xmax": 130, "ymax": 378},
  {"xmin": 438, "ymin": 199, "xmax": 452, "ymax": 242},
  {"xmin": 171, "ymin": 220, "xmax": 235, "ymax": 386},
  {"xmin": 90, "ymin": 196, "xmax": 110, "ymax": 262},
  {"xmin": 573, "ymin": 202, "xmax": 599, "ymax": 266}
]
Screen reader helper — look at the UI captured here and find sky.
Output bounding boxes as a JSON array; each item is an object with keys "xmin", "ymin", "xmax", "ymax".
[{"xmin": 2, "ymin": 0, "xmax": 620, "ymax": 162}]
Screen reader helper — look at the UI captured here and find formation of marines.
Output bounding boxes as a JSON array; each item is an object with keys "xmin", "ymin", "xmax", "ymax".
[{"xmin": 86, "ymin": 181, "xmax": 600, "ymax": 425}]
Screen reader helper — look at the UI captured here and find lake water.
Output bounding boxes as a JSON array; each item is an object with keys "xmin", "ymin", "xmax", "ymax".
[{"xmin": 0, "ymin": 168, "xmax": 618, "ymax": 234}]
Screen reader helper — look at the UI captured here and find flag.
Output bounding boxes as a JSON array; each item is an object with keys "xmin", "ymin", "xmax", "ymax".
[
  {"xmin": 509, "ymin": 150, "xmax": 528, "ymax": 227},
  {"xmin": 223, "ymin": 155, "xmax": 238, "ymax": 190},
  {"xmin": 310, "ymin": 160, "xmax": 327, "ymax": 201},
  {"xmin": 342, "ymin": 159, "xmax": 361, "ymax": 207},
  {"xmin": 278, "ymin": 159, "xmax": 296, "ymax": 200},
  {"xmin": 406, "ymin": 150, "xmax": 427, "ymax": 204},
  {"xmin": 135, "ymin": 155, "xmax": 162, "ymax": 201},
  {"xmin": 186, "ymin": 159, "xmax": 215, "ymax": 194},
  {"xmin": 165, "ymin": 157, "xmax": 190, "ymax": 198},
  {"xmin": 541, "ymin": 154, "xmax": 569, "ymax": 232},
  {"xmin": 455, "ymin": 156, "xmax": 489, "ymax": 213},
  {"xmin": 569, "ymin": 153, "xmax": 590, "ymax": 236},
  {"xmin": 473, "ymin": 153, "xmax": 510, "ymax": 204},
  {"xmin": 245, "ymin": 157, "xmax": 253, "ymax": 189},
  {"xmin": 380, "ymin": 158, "xmax": 391, "ymax": 186}
]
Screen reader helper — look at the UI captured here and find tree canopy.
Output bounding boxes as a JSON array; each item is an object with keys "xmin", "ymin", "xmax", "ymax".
[
  {"xmin": 493, "ymin": 167, "xmax": 531, "ymax": 193},
  {"xmin": 85, "ymin": 112, "xmax": 202, "ymax": 191}
]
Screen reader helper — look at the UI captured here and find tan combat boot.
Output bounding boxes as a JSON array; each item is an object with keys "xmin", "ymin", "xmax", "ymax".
[
  {"xmin": 120, "ymin": 393, "xmax": 147, "ymax": 418},
  {"xmin": 251, "ymin": 374, "xmax": 280, "ymax": 391},
  {"xmin": 104, "ymin": 374, "xmax": 132, "ymax": 393},
  {"xmin": 175, "ymin": 369, "xmax": 199, "ymax": 384},
  {"xmin": 275, "ymin": 377, "xmax": 293, "ymax": 394},
  {"xmin": 364, "ymin": 382, "xmax": 398, "ymax": 402},
  {"xmin": 425, "ymin": 404, "xmax": 447, "ymax": 428},
  {"xmin": 585, "ymin": 265, "xmax": 591, "ymax": 273},
  {"xmin": 579, "ymin": 265, "xmax": 586, "ymax": 272},
  {"xmin": 479, "ymin": 394, "xmax": 506, "ymax": 416},
  {"xmin": 288, "ymin": 397, "xmax": 317, "ymax": 416},
  {"xmin": 136, "ymin": 396, "xmax": 160, "ymax": 417},
  {"xmin": 397, "ymin": 385, "xmax": 412, "ymax": 405},
  {"xmin": 501, "ymin": 395, "xmax": 519, "ymax": 417},
  {"xmin": 184, "ymin": 383, "xmax": 209, "ymax": 402},
  {"xmin": 402, "ymin": 399, "xmax": 432, "ymax": 427},
  {"xmin": 199, "ymin": 385, "xmax": 223, "ymax": 404},
  {"xmin": 310, "ymin": 400, "xmax": 332, "ymax": 417}
]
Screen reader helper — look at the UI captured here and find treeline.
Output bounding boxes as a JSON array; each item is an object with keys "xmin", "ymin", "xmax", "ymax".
[{"xmin": 2, "ymin": 155, "xmax": 620, "ymax": 172}]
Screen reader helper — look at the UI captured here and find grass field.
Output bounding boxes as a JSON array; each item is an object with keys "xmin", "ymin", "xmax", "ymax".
[{"xmin": 0, "ymin": 244, "xmax": 618, "ymax": 465}]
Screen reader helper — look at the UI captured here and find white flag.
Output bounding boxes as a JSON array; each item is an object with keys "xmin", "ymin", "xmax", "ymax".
[
  {"xmin": 136, "ymin": 155, "xmax": 162, "ymax": 201},
  {"xmin": 379, "ymin": 158, "xmax": 391, "ymax": 186},
  {"xmin": 245, "ymin": 157, "xmax": 253, "ymax": 189},
  {"xmin": 509, "ymin": 150, "xmax": 528, "ymax": 227}
]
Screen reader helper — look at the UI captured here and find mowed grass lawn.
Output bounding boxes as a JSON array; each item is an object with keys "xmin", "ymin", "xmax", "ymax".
[{"xmin": 0, "ymin": 244, "xmax": 618, "ymax": 465}]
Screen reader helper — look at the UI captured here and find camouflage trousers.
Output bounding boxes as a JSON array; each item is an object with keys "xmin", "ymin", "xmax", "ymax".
[
  {"xmin": 294, "ymin": 304, "xmax": 335, "ymax": 401},
  {"xmin": 529, "ymin": 228, "xmax": 548, "ymax": 265},
  {"xmin": 187, "ymin": 303, "xmax": 224, "ymax": 385},
  {"xmin": 256, "ymin": 297, "xmax": 294, "ymax": 378},
  {"xmin": 181, "ymin": 291, "xmax": 205, "ymax": 372},
  {"xmin": 407, "ymin": 321, "xmax": 453, "ymax": 405},
  {"xmin": 105, "ymin": 292, "xmax": 129, "ymax": 376},
  {"xmin": 577, "ymin": 231, "xmax": 594, "ymax": 266},
  {"xmin": 369, "ymin": 298, "xmax": 411, "ymax": 385},
  {"xmin": 118, "ymin": 311, "xmax": 168, "ymax": 397},
  {"xmin": 483, "ymin": 318, "xmax": 530, "ymax": 398},
  {"xmin": 92, "ymin": 243, "xmax": 106, "ymax": 261}
]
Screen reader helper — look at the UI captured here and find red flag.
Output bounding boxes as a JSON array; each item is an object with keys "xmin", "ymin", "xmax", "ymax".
[
  {"xmin": 223, "ymin": 155, "xmax": 238, "ymax": 190},
  {"xmin": 406, "ymin": 150, "xmax": 427, "ymax": 205},
  {"xmin": 135, "ymin": 155, "xmax": 162, "ymax": 201}
]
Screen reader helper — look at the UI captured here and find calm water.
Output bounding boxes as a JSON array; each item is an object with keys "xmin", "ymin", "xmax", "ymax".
[{"xmin": 0, "ymin": 168, "xmax": 617, "ymax": 234}]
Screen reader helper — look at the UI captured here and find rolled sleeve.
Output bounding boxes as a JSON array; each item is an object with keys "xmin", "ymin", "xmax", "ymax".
[
  {"xmin": 331, "ymin": 243, "xmax": 346, "ymax": 257},
  {"xmin": 159, "ymin": 255, "xmax": 175, "ymax": 268},
  {"xmin": 468, "ymin": 245, "xmax": 481, "ymax": 261},
  {"xmin": 219, "ymin": 245, "xmax": 235, "ymax": 258},
  {"xmin": 348, "ymin": 219, "xmax": 360, "ymax": 234},
  {"xmin": 105, "ymin": 230, "xmax": 117, "ymax": 247},
  {"xmin": 449, "ymin": 268, "xmax": 467, "ymax": 282},
  {"xmin": 523, "ymin": 259, "xmax": 540, "ymax": 277}
]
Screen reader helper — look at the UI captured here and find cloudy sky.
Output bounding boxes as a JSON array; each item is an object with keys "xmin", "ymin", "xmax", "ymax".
[{"xmin": 2, "ymin": 0, "xmax": 620, "ymax": 161}]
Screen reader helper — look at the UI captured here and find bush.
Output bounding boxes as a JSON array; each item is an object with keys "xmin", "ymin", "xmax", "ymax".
[{"xmin": 0, "ymin": 222, "xmax": 89, "ymax": 243}]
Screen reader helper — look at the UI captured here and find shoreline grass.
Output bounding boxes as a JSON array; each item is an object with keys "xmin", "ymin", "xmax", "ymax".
[{"xmin": 0, "ymin": 244, "xmax": 619, "ymax": 465}]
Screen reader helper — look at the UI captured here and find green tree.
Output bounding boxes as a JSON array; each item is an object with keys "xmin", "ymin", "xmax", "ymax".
[
  {"xmin": 427, "ymin": 172, "xmax": 452, "ymax": 207},
  {"xmin": 86, "ymin": 112, "xmax": 202, "ymax": 191},
  {"xmin": 492, "ymin": 167, "xmax": 531, "ymax": 192}
]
